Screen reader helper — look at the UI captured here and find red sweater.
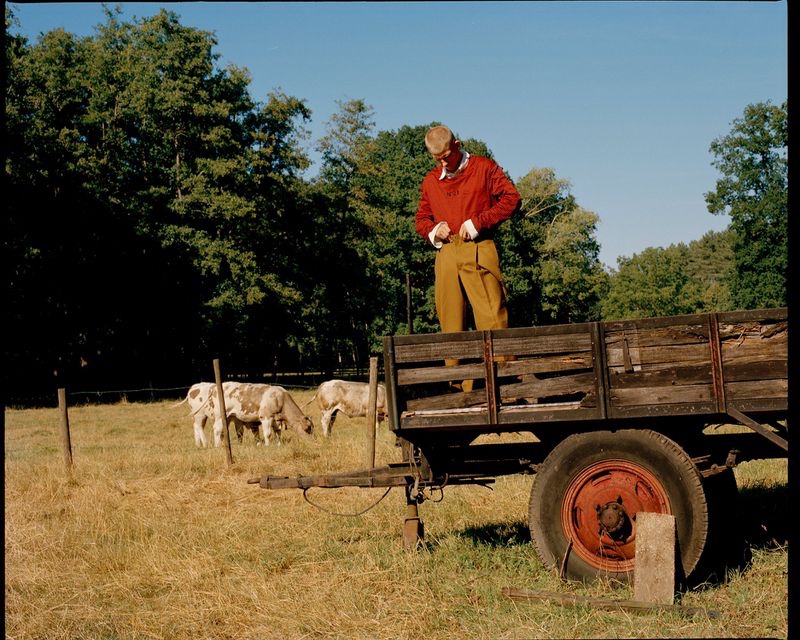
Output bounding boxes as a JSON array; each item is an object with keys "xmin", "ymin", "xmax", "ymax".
[{"xmin": 415, "ymin": 155, "xmax": 520, "ymax": 240}]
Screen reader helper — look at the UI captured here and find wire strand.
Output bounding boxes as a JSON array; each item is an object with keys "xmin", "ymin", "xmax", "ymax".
[{"xmin": 302, "ymin": 486, "xmax": 393, "ymax": 517}]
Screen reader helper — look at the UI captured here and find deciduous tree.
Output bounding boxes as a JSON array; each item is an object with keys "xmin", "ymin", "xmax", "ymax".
[
  {"xmin": 4, "ymin": 7, "xmax": 314, "ymax": 397},
  {"xmin": 705, "ymin": 100, "xmax": 787, "ymax": 308},
  {"xmin": 497, "ymin": 168, "xmax": 607, "ymax": 326},
  {"xmin": 602, "ymin": 246, "xmax": 704, "ymax": 320}
]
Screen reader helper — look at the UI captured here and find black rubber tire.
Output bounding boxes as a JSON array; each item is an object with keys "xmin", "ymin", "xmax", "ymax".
[{"xmin": 528, "ymin": 429, "xmax": 709, "ymax": 584}]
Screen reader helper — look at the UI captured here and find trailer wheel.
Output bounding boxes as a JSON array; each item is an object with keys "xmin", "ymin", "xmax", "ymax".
[{"xmin": 528, "ymin": 429, "xmax": 708, "ymax": 584}]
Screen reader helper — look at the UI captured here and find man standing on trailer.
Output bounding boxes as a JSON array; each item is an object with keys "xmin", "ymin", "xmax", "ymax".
[{"xmin": 415, "ymin": 125, "xmax": 520, "ymax": 389}]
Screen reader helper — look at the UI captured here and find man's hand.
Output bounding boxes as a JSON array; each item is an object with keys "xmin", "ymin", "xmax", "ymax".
[
  {"xmin": 434, "ymin": 222, "xmax": 452, "ymax": 241},
  {"xmin": 459, "ymin": 219, "xmax": 478, "ymax": 240}
]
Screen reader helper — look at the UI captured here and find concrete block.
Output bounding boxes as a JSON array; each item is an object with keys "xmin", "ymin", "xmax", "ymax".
[{"xmin": 634, "ymin": 512, "xmax": 676, "ymax": 604}]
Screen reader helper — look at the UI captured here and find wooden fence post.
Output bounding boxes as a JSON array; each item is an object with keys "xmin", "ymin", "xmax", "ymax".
[
  {"xmin": 57, "ymin": 388, "xmax": 73, "ymax": 473},
  {"xmin": 366, "ymin": 357, "xmax": 378, "ymax": 469},
  {"xmin": 213, "ymin": 359, "xmax": 234, "ymax": 466}
]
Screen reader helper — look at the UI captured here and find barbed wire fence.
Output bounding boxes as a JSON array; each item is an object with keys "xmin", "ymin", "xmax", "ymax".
[{"xmin": 6, "ymin": 368, "xmax": 379, "ymax": 408}]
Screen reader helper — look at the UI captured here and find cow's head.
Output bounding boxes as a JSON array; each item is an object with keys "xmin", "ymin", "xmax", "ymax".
[{"xmin": 302, "ymin": 416, "xmax": 314, "ymax": 434}]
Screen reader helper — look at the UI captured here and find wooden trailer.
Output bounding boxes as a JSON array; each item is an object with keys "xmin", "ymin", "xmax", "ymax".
[{"xmin": 251, "ymin": 307, "xmax": 788, "ymax": 584}]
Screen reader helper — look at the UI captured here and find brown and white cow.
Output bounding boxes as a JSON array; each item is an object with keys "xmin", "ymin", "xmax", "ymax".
[
  {"xmin": 310, "ymin": 379, "xmax": 387, "ymax": 437},
  {"xmin": 176, "ymin": 382, "xmax": 262, "ymax": 447},
  {"xmin": 205, "ymin": 382, "xmax": 314, "ymax": 446}
]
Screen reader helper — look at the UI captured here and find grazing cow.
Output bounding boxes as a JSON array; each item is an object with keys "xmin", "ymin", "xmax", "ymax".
[
  {"xmin": 310, "ymin": 379, "xmax": 387, "ymax": 437},
  {"xmin": 175, "ymin": 382, "xmax": 261, "ymax": 447},
  {"xmin": 234, "ymin": 420, "xmax": 263, "ymax": 445},
  {"xmin": 205, "ymin": 382, "xmax": 314, "ymax": 446},
  {"xmin": 176, "ymin": 382, "xmax": 217, "ymax": 448}
]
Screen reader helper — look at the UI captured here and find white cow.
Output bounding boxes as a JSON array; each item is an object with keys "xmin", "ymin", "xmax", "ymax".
[
  {"xmin": 176, "ymin": 382, "xmax": 262, "ymax": 447},
  {"xmin": 205, "ymin": 382, "xmax": 314, "ymax": 446},
  {"xmin": 310, "ymin": 379, "xmax": 387, "ymax": 437}
]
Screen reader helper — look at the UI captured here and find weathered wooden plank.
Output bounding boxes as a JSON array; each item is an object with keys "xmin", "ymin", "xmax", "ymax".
[
  {"xmin": 718, "ymin": 319, "xmax": 787, "ymax": 340},
  {"xmin": 605, "ymin": 324, "xmax": 708, "ymax": 347},
  {"xmin": 400, "ymin": 411, "xmax": 489, "ymax": 429},
  {"xmin": 609, "ymin": 401, "xmax": 718, "ymax": 419},
  {"xmin": 603, "ymin": 312, "xmax": 710, "ymax": 332},
  {"xmin": 403, "ymin": 387, "xmax": 600, "ymax": 420},
  {"xmin": 497, "ymin": 354, "xmax": 593, "ymax": 377},
  {"xmin": 406, "ymin": 390, "xmax": 486, "ymax": 411},
  {"xmin": 257, "ymin": 468, "xmax": 417, "ymax": 489},
  {"xmin": 397, "ymin": 363, "xmax": 485, "ymax": 386},
  {"xmin": 498, "ymin": 405, "xmax": 602, "ymax": 424},
  {"xmin": 500, "ymin": 372, "xmax": 596, "ymax": 400},
  {"xmin": 493, "ymin": 322, "xmax": 596, "ymax": 339},
  {"xmin": 725, "ymin": 379, "xmax": 788, "ymax": 400},
  {"xmin": 579, "ymin": 390, "xmax": 598, "ymax": 407},
  {"xmin": 720, "ymin": 339, "xmax": 787, "ymax": 361},
  {"xmin": 757, "ymin": 320, "xmax": 788, "ymax": 338},
  {"xmin": 611, "ymin": 384, "xmax": 713, "ymax": 406},
  {"xmin": 400, "ymin": 404, "xmax": 601, "ymax": 429},
  {"xmin": 394, "ymin": 340, "xmax": 483, "ymax": 363},
  {"xmin": 727, "ymin": 398, "xmax": 787, "ymax": 413},
  {"xmin": 493, "ymin": 333, "xmax": 592, "ymax": 356},
  {"xmin": 608, "ymin": 360, "xmax": 715, "ymax": 375},
  {"xmin": 397, "ymin": 354, "xmax": 594, "ymax": 388},
  {"xmin": 722, "ymin": 359, "xmax": 788, "ymax": 382},
  {"xmin": 607, "ymin": 343, "xmax": 710, "ymax": 367},
  {"xmin": 602, "ymin": 308, "xmax": 785, "ymax": 333},
  {"xmin": 609, "ymin": 363, "xmax": 714, "ymax": 389},
  {"xmin": 391, "ymin": 330, "xmax": 483, "ymax": 346}
]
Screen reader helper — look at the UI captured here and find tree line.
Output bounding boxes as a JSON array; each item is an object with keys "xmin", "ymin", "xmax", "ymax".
[{"xmin": 3, "ymin": 8, "xmax": 787, "ymax": 404}]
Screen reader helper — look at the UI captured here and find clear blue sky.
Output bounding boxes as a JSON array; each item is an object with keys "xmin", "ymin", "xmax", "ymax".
[{"xmin": 8, "ymin": 1, "xmax": 787, "ymax": 267}]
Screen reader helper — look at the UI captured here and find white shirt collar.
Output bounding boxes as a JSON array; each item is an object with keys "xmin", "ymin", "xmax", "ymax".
[{"xmin": 439, "ymin": 149, "xmax": 470, "ymax": 180}]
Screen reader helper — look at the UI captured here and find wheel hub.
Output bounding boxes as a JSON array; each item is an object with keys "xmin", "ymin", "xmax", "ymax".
[
  {"xmin": 561, "ymin": 459, "xmax": 671, "ymax": 573},
  {"xmin": 596, "ymin": 498, "xmax": 629, "ymax": 539}
]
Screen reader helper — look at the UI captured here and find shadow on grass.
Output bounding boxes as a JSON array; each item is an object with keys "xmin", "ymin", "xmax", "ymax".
[
  {"xmin": 684, "ymin": 481, "xmax": 788, "ymax": 590},
  {"xmin": 451, "ymin": 484, "xmax": 788, "ymax": 550},
  {"xmin": 428, "ymin": 483, "xmax": 787, "ymax": 589},
  {"xmin": 456, "ymin": 521, "xmax": 531, "ymax": 547},
  {"xmin": 737, "ymin": 482, "xmax": 789, "ymax": 549}
]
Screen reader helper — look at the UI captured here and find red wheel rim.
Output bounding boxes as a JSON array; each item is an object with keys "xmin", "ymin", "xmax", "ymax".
[{"xmin": 561, "ymin": 459, "xmax": 671, "ymax": 573}]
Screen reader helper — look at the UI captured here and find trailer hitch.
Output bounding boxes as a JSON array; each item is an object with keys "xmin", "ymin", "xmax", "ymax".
[
  {"xmin": 247, "ymin": 462, "xmax": 424, "ymax": 490},
  {"xmin": 248, "ymin": 462, "xmax": 496, "ymax": 497}
]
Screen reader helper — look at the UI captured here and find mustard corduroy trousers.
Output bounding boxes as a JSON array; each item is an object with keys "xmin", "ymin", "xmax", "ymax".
[{"xmin": 434, "ymin": 235, "xmax": 508, "ymax": 345}]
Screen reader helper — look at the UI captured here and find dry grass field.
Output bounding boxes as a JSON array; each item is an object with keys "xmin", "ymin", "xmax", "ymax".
[{"xmin": 5, "ymin": 390, "xmax": 788, "ymax": 639}]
